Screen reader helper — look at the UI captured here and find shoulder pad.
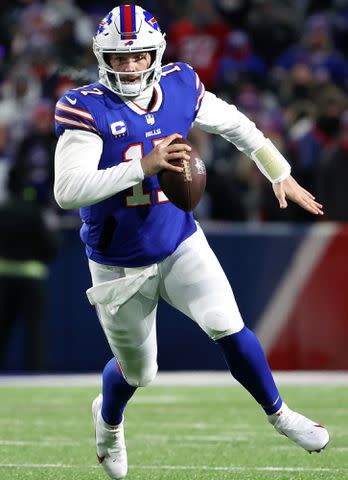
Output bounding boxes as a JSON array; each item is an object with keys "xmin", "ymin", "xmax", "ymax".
[{"xmin": 55, "ymin": 87, "xmax": 100, "ymax": 136}]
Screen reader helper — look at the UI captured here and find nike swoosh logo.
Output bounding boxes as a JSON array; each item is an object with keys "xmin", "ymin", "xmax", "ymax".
[{"xmin": 65, "ymin": 96, "xmax": 77, "ymax": 105}]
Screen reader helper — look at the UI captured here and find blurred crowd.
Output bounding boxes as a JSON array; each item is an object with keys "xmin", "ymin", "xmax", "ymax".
[{"xmin": 1, "ymin": 0, "xmax": 348, "ymax": 222}]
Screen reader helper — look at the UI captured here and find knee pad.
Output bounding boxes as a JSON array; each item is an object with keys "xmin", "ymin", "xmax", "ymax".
[
  {"xmin": 201, "ymin": 308, "xmax": 244, "ymax": 340},
  {"xmin": 121, "ymin": 362, "xmax": 158, "ymax": 387}
]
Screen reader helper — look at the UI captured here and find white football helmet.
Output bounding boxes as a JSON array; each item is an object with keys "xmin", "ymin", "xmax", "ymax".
[{"xmin": 93, "ymin": 4, "xmax": 166, "ymax": 97}]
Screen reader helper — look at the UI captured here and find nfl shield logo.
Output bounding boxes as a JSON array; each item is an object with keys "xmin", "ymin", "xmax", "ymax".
[{"xmin": 145, "ymin": 114, "xmax": 155, "ymax": 125}]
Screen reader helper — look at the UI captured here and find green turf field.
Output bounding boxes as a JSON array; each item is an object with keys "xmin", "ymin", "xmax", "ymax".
[{"xmin": 0, "ymin": 384, "xmax": 346, "ymax": 480}]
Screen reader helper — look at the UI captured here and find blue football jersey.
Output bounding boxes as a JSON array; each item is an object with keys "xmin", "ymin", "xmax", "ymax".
[{"xmin": 55, "ymin": 63, "xmax": 205, "ymax": 267}]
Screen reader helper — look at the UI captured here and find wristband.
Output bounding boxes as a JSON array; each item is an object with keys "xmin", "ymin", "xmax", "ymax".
[{"xmin": 251, "ymin": 139, "xmax": 291, "ymax": 183}]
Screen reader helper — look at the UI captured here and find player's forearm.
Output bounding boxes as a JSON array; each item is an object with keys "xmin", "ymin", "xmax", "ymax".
[
  {"xmin": 194, "ymin": 91, "xmax": 291, "ymax": 183},
  {"xmin": 54, "ymin": 130, "xmax": 144, "ymax": 209},
  {"xmin": 54, "ymin": 162, "xmax": 145, "ymax": 209}
]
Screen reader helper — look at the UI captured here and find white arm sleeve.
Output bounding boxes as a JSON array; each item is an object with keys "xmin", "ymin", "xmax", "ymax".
[
  {"xmin": 193, "ymin": 91, "xmax": 291, "ymax": 182},
  {"xmin": 193, "ymin": 91, "xmax": 266, "ymax": 155},
  {"xmin": 54, "ymin": 129, "xmax": 145, "ymax": 209}
]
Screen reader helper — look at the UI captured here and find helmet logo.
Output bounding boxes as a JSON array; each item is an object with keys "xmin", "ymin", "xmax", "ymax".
[
  {"xmin": 125, "ymin": 40, "xmax": 134, "ymax": 46},
  {"xmin": 97, "ymin": 12, "xmax": 113, "ymax": 35},
  {"xmin": 144, "ymin": 11, "xmax": 160, "ymax": 32}
]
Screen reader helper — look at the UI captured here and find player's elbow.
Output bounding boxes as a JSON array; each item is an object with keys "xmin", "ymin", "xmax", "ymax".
[
  {"xmin": 55, "ymin": 196, "xmax": 75, "ymax": 210},
  {"xmin": 54, "ymin": 177, "xmax": 79, "ymax": 209},
  {"xmin": 54, "ymin": 187, "xmax": 69, "ymax": 210}
]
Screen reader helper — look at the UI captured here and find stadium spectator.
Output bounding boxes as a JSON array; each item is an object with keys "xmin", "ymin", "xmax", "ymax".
[
  {"xmin": 214, "ymin": 0, "xmax": 250, "ymax": 30},
  {"xmin": 288, "ymin": 84, "xmax": 347, "ymax": 206},
  {"xmin": 332, "ymin": 2, "xmax": 348, "ymax": 57},
  {"xmin": 0, "ymin": 166, "xmax": 59, "ymax": 370},
  {"xmin": 276, "ymin": 62, "xmax": 316, "ymax": 107},
  {"xmin": 10, "ymin": 100, "xmax": 56, "ymax": 210},
  {"xmin": 215, "ymin": 30, "xmax": 267, "ymax": 90},
  {"xmin": 52, "ymin": 19, "xmax": 86, "ymax": 66},
  {"xmin": 316, "ymin": 110, "xmax": 348, "ymax": 220},
  {"xmin": 166, "ymin": 0, "xmax": 230, "ymax": 90},
  {"xmin": 273, "ymin": 14, "xmax": 348, "ymax": 92},
  {"xmin": 0, "ymin": 70, "xmax": 41, "ymax": 144},
  {"xmin": 246, "ymin": 1, "xmax": 298, "ymax": 66},
  {"xmin": 11, "ymin": 3, "xmax": 54, "ymax": 59}
]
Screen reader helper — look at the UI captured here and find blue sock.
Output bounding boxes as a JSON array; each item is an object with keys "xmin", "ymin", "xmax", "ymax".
[
  {"xmin": 101, "ymin": 358, "xmax": 137, "ymax": 425},
  {"xmin": 216, "ymin": 326, "xmax": 282, "ymax": 415}
]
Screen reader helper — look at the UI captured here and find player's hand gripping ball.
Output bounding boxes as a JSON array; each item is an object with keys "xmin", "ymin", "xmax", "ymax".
[{"xmin": 158, "ymin": 138, "xmax": 206, "ymax": 212}]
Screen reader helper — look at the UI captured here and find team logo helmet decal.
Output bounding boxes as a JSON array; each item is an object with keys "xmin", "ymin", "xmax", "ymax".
[
  {"xmin": 97, "ymin": 12, "xmax": 113, "ymax": 35},
  {"xmin": 143, "ymin": 11, "xmax": 161, "ymax": 32}
]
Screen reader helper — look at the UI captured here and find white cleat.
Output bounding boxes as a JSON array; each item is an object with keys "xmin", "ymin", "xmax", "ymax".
[
  {"xmin": 268, "ymin": 403, "xmax": 329, "ymax": 453},
  {"xmin": 92, "ymin": 394, "xmax": 128, "ymax": 479}
]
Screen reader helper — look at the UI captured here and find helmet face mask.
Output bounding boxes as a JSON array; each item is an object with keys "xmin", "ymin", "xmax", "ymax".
[{"xmin": 93, "ymin": 5, "xmax": 166, "ymax": 97}]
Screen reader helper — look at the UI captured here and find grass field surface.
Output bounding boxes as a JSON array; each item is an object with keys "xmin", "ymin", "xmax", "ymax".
[{"xmin": 0, "ymin": 383, "xmax": 347, "ymax": 480}]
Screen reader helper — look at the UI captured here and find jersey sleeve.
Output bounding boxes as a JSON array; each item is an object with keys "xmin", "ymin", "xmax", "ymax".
[
  {"xmin": 55, "ymin": 92, "xmax": 100, "ymax": 138},
  {"xmin": 163, "ymin": 62, "xmax": 206, "ymax": 119},
  {"xmin": 193, "ymin": 70, "xmax": 205, "ymax": 115},
  {"xmin": 179, "ymin": 63, "xmax": 205, "ymax": 117}
]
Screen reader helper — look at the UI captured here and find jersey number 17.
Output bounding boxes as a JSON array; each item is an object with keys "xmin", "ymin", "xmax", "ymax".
[{"xmin": 123, "ymin": 139, "xmax": 168, "ymax": 207}]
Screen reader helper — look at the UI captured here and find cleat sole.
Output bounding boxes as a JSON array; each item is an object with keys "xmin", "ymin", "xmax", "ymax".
[{"xmin": 307, "ymin": 441, "xmax": 329, "ymax": 454}]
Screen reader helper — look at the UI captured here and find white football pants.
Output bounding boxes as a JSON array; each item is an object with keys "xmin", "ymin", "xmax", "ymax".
[{"xmin": 87, "ymin": 225, "xmax": 244, "ymax": 387}]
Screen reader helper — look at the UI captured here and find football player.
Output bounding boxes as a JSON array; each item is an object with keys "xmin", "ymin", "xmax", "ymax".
[{"xmin": 54, "ymin": 5, "xmax": 329, "ymax": 479}]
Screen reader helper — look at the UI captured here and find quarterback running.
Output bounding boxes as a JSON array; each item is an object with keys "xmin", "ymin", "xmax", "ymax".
[{"xmin": 54, "ymin": 4, "xmax": 329, "ymax": 479}]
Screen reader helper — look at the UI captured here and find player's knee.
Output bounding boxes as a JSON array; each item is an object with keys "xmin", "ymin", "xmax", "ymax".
[
  {"xmin": 201, "ymin": 309, "xmax": 244, "ymax": 340},
  {"xmin": 124, "ymin": 363, "xmax": 158, "ymax": 387}
]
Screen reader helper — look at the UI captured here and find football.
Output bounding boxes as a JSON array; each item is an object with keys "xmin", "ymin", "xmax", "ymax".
[{"xmin": 158, "ymin": 138, "xmax": 206, "ymax": 212}]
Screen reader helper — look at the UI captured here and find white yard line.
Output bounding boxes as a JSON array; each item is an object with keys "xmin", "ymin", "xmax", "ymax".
[
  {"xmin": 136, "ymin": 421, "xmax": 260, "ymax": 430},
  {"xmin": 1, "ymin": 371, "xmax": 348, "ymax": 386},
  {"xmin": 0, "ymin": 464, "xmax": 85, "ymax": 469},
  {"xmin": 0, "ymin": 463, "xmax": 346, "ymax": 473},
  {"xmin": 136, "ymin": 466, "xmax": 348, "ymax": 472},
  {"xmin": 0, "ymin": 439, "xmax": 81, "ymax": 447},
  {"xmin": 3, "ymin": 437, "xmax": 348, "ymax": 449},
  {"xmin": 140, "ymin": 433, "xmax": 251, "ymax": 442}
]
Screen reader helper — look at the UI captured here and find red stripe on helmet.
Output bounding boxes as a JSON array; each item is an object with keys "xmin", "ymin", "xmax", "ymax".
[
  {"xmin": 121, "ymin": 4, "xmax": 137, "ymax": 40},
  {"xmin": 123, "ymin": 5, "xmax": 133, "ymax": 34}
]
